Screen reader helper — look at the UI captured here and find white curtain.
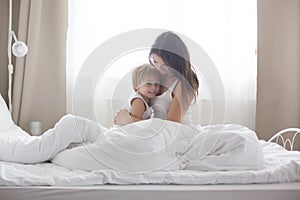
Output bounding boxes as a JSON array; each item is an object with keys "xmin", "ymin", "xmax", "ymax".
[{"xmin": 67, "ymin": 0, "xmax": 257, "ymax": 129}]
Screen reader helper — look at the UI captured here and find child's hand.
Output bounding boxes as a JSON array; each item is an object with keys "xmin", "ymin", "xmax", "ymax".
[{"xmin": 113, "ymin": 109, "xmax": 132, "ymax": 125}]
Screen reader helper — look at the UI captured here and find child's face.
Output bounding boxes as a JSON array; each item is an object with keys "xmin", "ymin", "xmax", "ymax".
[{"xmin": 137, "ymin": 75, "xmax": 160, "ymax": 99}]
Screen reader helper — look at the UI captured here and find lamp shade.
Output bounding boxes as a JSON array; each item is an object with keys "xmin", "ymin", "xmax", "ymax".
[{"xmin": 12, "ymin": 41, "xmax": 28, "ymax": 57}]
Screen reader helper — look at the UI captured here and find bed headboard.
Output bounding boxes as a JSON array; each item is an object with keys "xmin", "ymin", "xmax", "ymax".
[{"xmin": 268, "ymin": 128, "xmax": 300, "ymax": 151}]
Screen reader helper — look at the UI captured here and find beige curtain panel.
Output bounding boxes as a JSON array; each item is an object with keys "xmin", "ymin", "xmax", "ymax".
[
  {"xmin": 11, "ymin": 0, "xmax": 68, "ymax": 132},
  {"xmin": 256, "ymin": 0, "xmax": 300, "ymax": 149}
]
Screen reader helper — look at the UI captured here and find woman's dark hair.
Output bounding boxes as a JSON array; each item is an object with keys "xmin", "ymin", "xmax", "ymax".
[{"xmin": 149, "ymin": 31, "xmax": 199, "ymax": 103}]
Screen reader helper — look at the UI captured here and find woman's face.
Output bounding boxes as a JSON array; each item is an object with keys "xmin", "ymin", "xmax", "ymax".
[{"xmin": 150, "ymin": 53, "xmax": 169, "ymax": 75}]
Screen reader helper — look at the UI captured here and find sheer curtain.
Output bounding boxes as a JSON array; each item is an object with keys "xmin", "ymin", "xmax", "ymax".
[{"xmin": 67, "ymin": 0, "xmax": 257, "ymax": 129}]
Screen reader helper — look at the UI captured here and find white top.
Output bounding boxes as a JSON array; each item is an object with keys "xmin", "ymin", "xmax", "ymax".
[
  {"xmin": 150, "ymin": 80, "xmax": 193, "ymax": 125},
  {"xmin": 123, "ymin": 92, "xmax": 153, "ymax": 120}
]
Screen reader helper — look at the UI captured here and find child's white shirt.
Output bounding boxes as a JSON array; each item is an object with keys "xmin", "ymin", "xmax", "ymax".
[{"xmin": 123, "ymin": 92, "xmax": 153, "ymax": 120}]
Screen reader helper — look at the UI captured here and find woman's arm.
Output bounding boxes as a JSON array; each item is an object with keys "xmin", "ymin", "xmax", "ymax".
[{"xmin": 166, "ymin": 82, "xmax": 193, "ymax": 123}]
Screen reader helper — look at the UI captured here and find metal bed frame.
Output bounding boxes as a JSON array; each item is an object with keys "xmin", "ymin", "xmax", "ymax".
[{"xmin": 268, "ymin": 128, "xmax": 300, "ymax": 150}]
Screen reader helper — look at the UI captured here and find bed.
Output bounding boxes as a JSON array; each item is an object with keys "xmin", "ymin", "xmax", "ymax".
[
  {"xmin": 0, "ymin": 94, "xmax": 300, "ymax": 200},
  {"xmin": 0, "ymin": 128, "xmax": 299, "ymax": 200}
]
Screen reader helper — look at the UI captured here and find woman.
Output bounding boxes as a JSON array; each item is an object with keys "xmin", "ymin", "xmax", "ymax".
[
  {"xmin": 115, "ymin": 31, "xmax": 199, "ymax": 125},
  {"xmin": 114, "ymin": 31, "xmax": 263, "ymax": 172}
]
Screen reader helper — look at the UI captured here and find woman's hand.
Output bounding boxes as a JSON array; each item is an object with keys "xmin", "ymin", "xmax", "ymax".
[{"xmin": 113, "ymin": 109, "xmax": 133, "ymax": 125}]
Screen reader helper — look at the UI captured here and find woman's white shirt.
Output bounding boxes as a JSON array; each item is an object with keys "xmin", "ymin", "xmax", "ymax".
[{"xmin": 150, "ymin": 80, "xmax": 193, "ymax": 125}]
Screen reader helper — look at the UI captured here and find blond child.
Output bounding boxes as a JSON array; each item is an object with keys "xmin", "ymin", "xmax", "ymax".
[{"xmin": 114, "ymin": 64, "xmax": 160, "ymax": 125}]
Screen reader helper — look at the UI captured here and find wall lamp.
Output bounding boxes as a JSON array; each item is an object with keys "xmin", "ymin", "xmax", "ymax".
[{"xmin": 7, "ymin": 0, "xmax": 28, "ymax": 113}]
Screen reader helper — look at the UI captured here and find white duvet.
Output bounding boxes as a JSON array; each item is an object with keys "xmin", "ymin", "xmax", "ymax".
[
  {"xmin": 0, "ymin": 115, "xmax": 263, "ymax": 173},
  {"xmin": 0, "ymin": 94, "xmax": 299, "ymax": 186},
  {"xmin": 0, "ymin": 140, "xmax": 299, "ymax": 186}
]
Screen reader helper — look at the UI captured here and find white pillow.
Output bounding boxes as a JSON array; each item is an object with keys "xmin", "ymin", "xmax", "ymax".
[{"xmin": 0, "ymin": 93, "xmax": 14, "ymax": 131}]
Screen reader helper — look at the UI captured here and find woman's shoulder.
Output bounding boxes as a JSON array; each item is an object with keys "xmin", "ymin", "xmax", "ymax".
[
  {"xmin": 173, "ymin": 80, "xmax": 182, "ymax": 94},
  {"xmin": 173, "ymin": 81, "xmax": 195, "ymax": 106},
  {"xmin": 174, "ymin": 79, "xmax": 197, "ymax": 96}
]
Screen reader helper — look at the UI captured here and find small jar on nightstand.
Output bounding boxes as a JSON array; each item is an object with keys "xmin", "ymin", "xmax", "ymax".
[{"xmin": 29, "ymin": 121, "xmax": 43, "ymax": 136}]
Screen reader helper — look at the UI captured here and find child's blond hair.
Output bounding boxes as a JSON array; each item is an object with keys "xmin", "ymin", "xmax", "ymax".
[{"xmin": 132, "ymin": 64, "xmax": 160, "ymax": 91}]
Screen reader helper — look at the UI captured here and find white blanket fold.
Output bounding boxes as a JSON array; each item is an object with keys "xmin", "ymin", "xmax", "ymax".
[
  {"xmin": 0, "ymin": 115, "xmax": 263, "ymax": 172},
  {"xmin": 0, "ymin": 115, "xmax": 104, "ymax": 163},
  {"xmin": 52, "ymin": 119, "xmax": 197, "ymax": 172},
  {"xmin": 184, "ymin": 124, "xmax": 264, "ymax": 171}
]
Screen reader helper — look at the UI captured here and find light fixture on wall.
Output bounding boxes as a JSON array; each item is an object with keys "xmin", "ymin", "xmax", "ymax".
[{"xmin": 7, "ymin": 0, "xmax": 28, "ymax": 113}]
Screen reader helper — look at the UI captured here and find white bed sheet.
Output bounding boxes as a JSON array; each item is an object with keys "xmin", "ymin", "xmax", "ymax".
[{"xmin": 0, "ymin": 140, "xmax": 299, "ymax": 186}]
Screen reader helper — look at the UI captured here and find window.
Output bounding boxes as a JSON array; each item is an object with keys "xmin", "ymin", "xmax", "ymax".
[{"xmin": 67, "ymin": 0, "xmax": 257, "ymax": 129}]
